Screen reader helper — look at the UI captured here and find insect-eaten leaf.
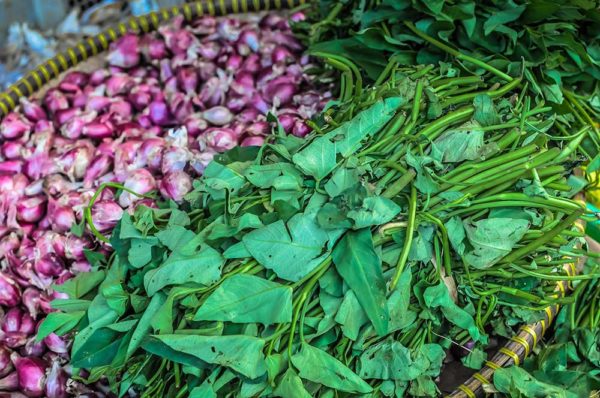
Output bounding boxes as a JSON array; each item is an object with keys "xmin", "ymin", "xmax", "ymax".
[
  {"xmin": 434, "ymin": 121, "xmax": 492, "ymax": 163},
  {"xmin": 145, "ymin": 334, "xmax": 267, "ymax": 379},
  {"xmin": 144, "ymin": 245, "xmax": 224, "ymax": 295},
  {"xmin": 463, "ymin": 218, "xmax": 530, "ymax": 269}
]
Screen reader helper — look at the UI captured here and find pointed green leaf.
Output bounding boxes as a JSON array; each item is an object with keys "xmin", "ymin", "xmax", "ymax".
[
  {"xmin": 463, "ymin": 218, "xmax": 530, "ymax": 269},
  {"xmin": 332, "ymin": 229, "xmax": 389, "ymax": 335},
  {"xmin": 273, "ymin": 368, "xmax": 312, "ymax": 398},
  {"xmin": 291, "ymin": 343, "xmax": 372, "ymax": 393},
  {"xmin": 146, "ymin": 334, "xmax": 267, "ymax": 379},
  {"xmin": 127, "ymin": 292, "xmax": 166, "ymax": 358},
  {"xmin": 144, "ymin": 245, "xmax": 224, "ymax": 295},
  {"xmin": 194, "ymin": 274, "xmax": 292, "ymax": 325}
]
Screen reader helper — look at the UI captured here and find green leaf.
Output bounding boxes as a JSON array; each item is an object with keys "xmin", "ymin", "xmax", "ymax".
[
  {"xmin": 190, "ymin": 382, "xmax": 217, "ymax": 398},
  {"xmin": 240, "ymin": 377, "xmax": 270, "ymax": 398},
  {"xmin": 445, "ymin": 216, "xmax": 466, "ymax": 256},
  {"xmin": 202, "ymin": 161, "xmax": 247, "ymax": 200},
  {"xmin": 332, "ymin": 228, "xmax": 389, "ymax": 335},
  {"xmin": 146, "ymin": 334, "xmax": 267, "ymax": 379},
  {"xmin": 206, "ymin": 214, "xmax": 263, "ymax": 240},
  {"xmin": 388, "ymin": 268, "xmax": 417, "ymax": 332},
  {"xmin": 142, "ymin": 338, "xmax": 207, "ymax": 369},
  {"xmin": 36, "ymin": 311, "xmax": 85, "ymax": 341},
  {"xmin": 323, "ymin": 97, "xmax": 404, "ymax": 157},
  {"xmin": 292, "ymin": 98, "xmax": 403, "ymax": 179},
  {"xmin": 243, "ymin": 212, "xmax": 330, "ymax": 281},
  {"xmin": 291, "ymin": 343, "xmax": 373, "ymax": 393},
  {"xmin": 106, "ymin": 319, "xmax": 138, "ymax": 332},
  {"xmin": 71, "ymin": 326, "xmax": 123, "ymax": 368},
  {"xmin": 166, "ymin": 208, "xmax": 191, "ymax": 227},
  {"xmin": 324, "ymin": 167, "xmax": 360, "ymax": 198},
  {"xmin": 50, "ymin": 298, "xmax": 91, "ymax": 312},
  {"xmin": 464, "ymin": 218, "xmax": 530, "ymax": 269},
  {"xmin": 70, "ymin": 218, "xmax": 85, "ymax": 237},
  {"xmin": 101, "ymin": 283, "xmax": 128, "ymax": 316},
  {"xmin": 434, "ymin": 122, "xmax": 486, "ymax": 162},
  {"xmin": 71, "ymin": 309, "xmax": 119, "ymax": 358},
  {"xmin": 127, "ymin": 292, "xmax": 166, "ymax": 358},
  {"xmin": 128, "ymin": 238, "xmax": 157, "ymax": 268},
  {"xmin": 358, "ymin": 341, "xmax": 411, "ymax": 381},
  {"xmin": 408, "ymin": 225, "xmax": 435, "ymax": 262},
  {"xmin": 194, "ymin": 274, "xmax": 293, "ymax": 325},
  {"xmin": 358, "ymin": 342, "xmax": 444, "ymax": 382},
  {"xmin": 473, "ymin": 94, "xmax": 500, "ymax": 126},
  {"xmin": 151, "ymin": 288, "xmax": 195, "ymax": 334},
  {"xmin": 144, "ymin": 245, "xmax": 224, "ymax": 295},
  {"xmin": 348, "ymin": 196, "xmax": 402, "ymax": 229},
  {"xmin": 483, "ymin": 4, "xmax": 526, "ymax": 35},
  {"xmin": 541, "ymin": 83, "xmax": 564, "ymax": 104},
  {"xmin": 84, "ymin": 249, "xmax": 105, "ymax": 267},
  {"xmin": 423, "ymin": 283, "xmax": 484, "ymax": 343},
  {"xmin": 291, "ymin": 135, "xmax": 338, "ymax": 180},
  {"xmin": 405, "ymin": 151, "xmax": 440, "ymax": 194},
  {"xmin": 334, "ymin": 290, "xmax": 368, "ymax": 340},
  {"xmin": 223, "ymin": 241, "xmax": 251, "ymax": 259},
  {"xmin": 409, "ymin": 375, "xmax": 439, "ymax": 397},
  {"xmin": 156, "ymin": 225, "xmax": 196, "ymax": 251},
  {"xmin": 461, "ymin": 347, "xmax": 487, "ymax": 369},
  {"xmin": 119, "ymin": 213, "xmax": 143, "ymax": 239},
  {"xmin": 54, "ymin": 270, "xmax": 105, "ymax": 299},
  {"xmin": 273, "ymin": 368, "xmax": 312, "ymax": 398},
  {"xmin": 493, "ymin": 366, "xmax": 578, "ymax": 398},
  {"xmin": 590, "ymin": 153, "xmax": 600, "ymax": 172},
  {"xmin": 245, "ymin": 163, "xmax": 303, "ymax": 189}
]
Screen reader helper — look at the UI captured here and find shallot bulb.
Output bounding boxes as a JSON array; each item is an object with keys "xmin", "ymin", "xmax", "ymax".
[
  {"xmin": 0, "ymin": 371, "xmax": 18, "ymax": 391},
  {"xmin": 45, "ymin": 360, "xmax": 68, "ymax": 398},
  {"xmin": 199, "ymin": 128, "xmax": 238, "ymax": 152},
  {"xmin": 202, "ymin": 106, "xmax": 233, "ymax": 126},
  {"xmin": 118, "ymin": 169, "xmax": 156, "ymax": 207},
  {"xmin": 107, "ymin": 34, "xmax": 140, "ymax": 68},
  {"xmin": 16, "ymin": 196, "xmax": 47, "ymax": 223},
  {"xmin": 0, "ymin": 346, "xmax": 12, "ymax": 378},
  {"xmin": 0, "ymin": 113, "xmax": 31, "ymax": 140},
  {"xmin": 22, "ymin": 288, "xmax": 41, "ymax": 318},
  {"xmin": 91, "ymin": 201, "xmax": 123, "ymax": 232},
  {"xmin": 19, "ymin": 98, "xmax": 46, "ymax": 122},
  {"xmin": 160, "ymin": 171, "xmax": 192, "ymax": 202},
  {"xmin": 11, "ymin": 353, "xmax": 46, "ymax": 397}
]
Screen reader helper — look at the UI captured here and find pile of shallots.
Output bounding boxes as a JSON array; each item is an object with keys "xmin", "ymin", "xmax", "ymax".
[{"xmin": 0, "ymin": 12, "xmax": 330, "ymax": 397}]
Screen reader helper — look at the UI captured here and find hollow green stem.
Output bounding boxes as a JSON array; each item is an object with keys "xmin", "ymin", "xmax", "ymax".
[
  {"xmin": 382, "ymin": 169, "xmax": 416, "ymax": 199},
  {"xmin": 403, "ymin": 21, "xmax": 514, "ymax": 82},
  {"xmin": 501, "ymin": 210, "xmax": 583, "ymax": 265},
  {"xmin": 441, "ymin": 77, "xmax": 522, "ymax": 108},
  {"xmin": 390, "ymin": 186, "xmax": 417, "ymax": 290}
]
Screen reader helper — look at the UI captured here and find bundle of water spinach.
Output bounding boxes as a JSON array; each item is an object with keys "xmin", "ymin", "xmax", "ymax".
[{"xmin": 39, "ymin": 63, "xmax": 594, "ymax": 397}]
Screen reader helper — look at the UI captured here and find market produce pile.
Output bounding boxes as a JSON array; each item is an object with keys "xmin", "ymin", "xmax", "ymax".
[
  {"xmin": 40, "ymin": 54, "xmax": 599, "ymax": 397},
  {"xmin": 0, "ymin": 12, "xmax": 331, "ymax": 397},
  {"xmin": 1, "ymin": 1, "xmax": 600, "ymax": 397}
]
